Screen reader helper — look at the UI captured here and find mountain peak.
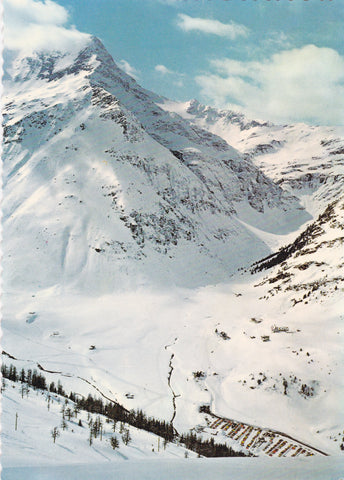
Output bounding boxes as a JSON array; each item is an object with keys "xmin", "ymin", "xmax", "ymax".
[
  {"xmin": 2, "ymin": 35, "xmax": 311, "ymax": 292},
  {"xmin": 4, "ymin": 35, "xmax": 134, "ymax": 87}
]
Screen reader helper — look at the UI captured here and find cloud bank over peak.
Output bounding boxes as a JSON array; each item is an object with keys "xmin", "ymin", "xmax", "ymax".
[
  {"xmin": 196, "ymin": 44, "xmax": 344, "ymax": 125},
  {"xmin": 4, "ymin": 0, "xmax": 90, "ymax": 54}
]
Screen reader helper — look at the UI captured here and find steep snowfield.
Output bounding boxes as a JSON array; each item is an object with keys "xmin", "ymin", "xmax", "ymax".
[{"xmin": 2, "ymin": 37, "xmax": 309, "ymax": 293}]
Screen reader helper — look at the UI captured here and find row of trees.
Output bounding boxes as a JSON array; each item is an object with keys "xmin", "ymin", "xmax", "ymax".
[
  {"xmin": 180, "ymin": 432, "xmax": 247, "ymax": 458},
  {"xmin": 2, "ymin": 362, "xmax": 247, "ymax": 458},
  {"xmin": 76, "ymin": 394, "xmax": 175, "ymax": 443},
  {"xmin": 1, "ymin": 363, "xmax": 72, "ymax": 399},
  {"xmin": 2, "ymin": 364, "xmax": 47, "ymax": 390}
]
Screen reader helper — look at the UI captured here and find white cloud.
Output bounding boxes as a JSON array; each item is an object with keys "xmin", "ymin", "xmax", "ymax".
[
  {"xmin": 155, "ymin": 64, "xmax": 173, "ymax": 75},
  {"xmin": 118, "ymin": 59, "xmax": 140, "ymax": 81},
  {"xmin": 196, "ymin": 45, "xmax": 344, "ymax": 125},
  {"xmin": 264, "ymin": 32, "xmax": 293, "ymax": 50},
  {"xmin": 154, "ymin": 64, "xmax": 184, "ymax": 88},
  {"xmin": 173, "ymin": 79, "xmax": 184, "ymax": 88},
  {"xmin": 3, "ymin": 0, "xmax": 90, "ymax": 54},
  {"xmin": 5, "ymin": 0, "xmax": 68, "ymax": 25},
  {"xmin": 176, "ymin": 14, "xmax": 249, "ymax": 39}
]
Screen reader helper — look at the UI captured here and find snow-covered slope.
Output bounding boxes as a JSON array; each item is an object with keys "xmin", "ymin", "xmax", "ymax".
[
  {"xmin": 2, "ymin": 193, "xmax": 344, "ymax": 457},
  {"xmin": 161, "ymin": 99, "xmax": 344, "ymax": 216},
  {"xmin": 1, "ymin": 378, "xmax": 197, "ymax": 468},
  {"xmin": 251, "ymin": 196, "xmax": 344, "ymax": 302},
  {"xmin": 2, "ymin": 37, "xmax": 309, "ymax": 293},
  {"xmin": 2, "ymin": 34, "xmax": 344, "ymax": 471},
  {"xmin": 2, "ymin": 376, "xmax": 344, "ymax": 479},
  {"xmin": 2, "ymin": 255, "xmax": 343, "ymax": 459}
]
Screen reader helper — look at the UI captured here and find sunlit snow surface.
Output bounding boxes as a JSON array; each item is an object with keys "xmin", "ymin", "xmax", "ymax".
[
  {"xmin": 2, "ymin": 35, "xmax": 344, "ymax": 478},
  {"xmin": 2, "ymin": 271, "xmax": 343, "ymax": 457}
]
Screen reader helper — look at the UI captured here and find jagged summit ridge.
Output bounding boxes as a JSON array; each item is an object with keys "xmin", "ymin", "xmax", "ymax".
[
  {"xmin": 161, "ymin": 98, "xmax": 344, "ymax": 216},
  {"xmin": 184, "ymin": 98, "xmax": 270, "ymax": 131}
]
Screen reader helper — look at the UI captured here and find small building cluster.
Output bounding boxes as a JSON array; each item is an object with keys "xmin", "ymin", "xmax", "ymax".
[{"xmin": 271, "ymin": 325, "xmax": 289, "ymax": 333}]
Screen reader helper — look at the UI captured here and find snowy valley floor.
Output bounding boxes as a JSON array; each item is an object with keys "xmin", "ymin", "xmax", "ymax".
[
  {"xmin": 2, "ymin": 275, "xmax": 343, "ymax": 452},
  {"xmin": 2, "ymin": 268, "xmax": 343, "ymax": 475}
]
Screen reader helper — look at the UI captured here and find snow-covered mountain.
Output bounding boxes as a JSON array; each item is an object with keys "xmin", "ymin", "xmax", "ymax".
[
  {"xmin": 251, "ymin": 196, "xmax": 344, "ymax": 303},
  {"xmin": 2, "ymin": 36, "xmax": 309, "ymax": 293},
  {"xmin": 161, "ymin": 99, "xmax": 344, "ymax": 216},
  {"xmin": 2, "ymin": 34, "xmax": 344, "ymax": 470}
]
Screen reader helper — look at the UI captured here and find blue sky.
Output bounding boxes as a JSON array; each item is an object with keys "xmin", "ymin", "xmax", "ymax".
[{"xmin": 4, "ymin": 0, "xmax": 344, "ymax": 124}]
